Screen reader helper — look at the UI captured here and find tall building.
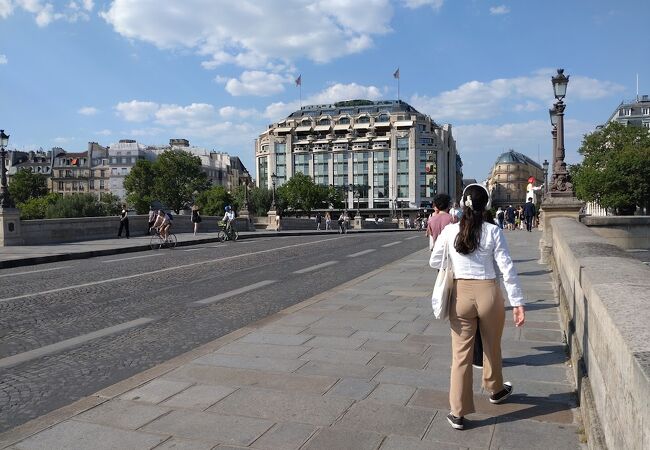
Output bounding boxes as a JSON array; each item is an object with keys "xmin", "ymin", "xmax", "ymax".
[
  {"xmin": 88, "ymin": 142, "xmax": 110, "ymax": 197},
  {"xmin": 255, "ymin": 100, "xmax": 459, "ymax": 209},
  {"xmin": 486, "ymin": 150, "xmax": 544, "ymax": 208},
  {"xmin": 603, "ymin": 95, "xmax": 650, "ymax": 129},
  {"xmin": 51, "ymin": 149, "xmax": 92, "ymax": 195},
  {"xmin": 7, "ymin": 149, "xmax": 54, "ymax": 189},
  {"xmin": 108, "ymin": 139, "xmax": 153, "ymax": 200}
]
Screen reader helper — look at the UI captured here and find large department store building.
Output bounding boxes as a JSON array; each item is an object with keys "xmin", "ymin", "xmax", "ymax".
[{"xmin": 255, "ymin": 100, "xmax": 461, "ymax": 210}]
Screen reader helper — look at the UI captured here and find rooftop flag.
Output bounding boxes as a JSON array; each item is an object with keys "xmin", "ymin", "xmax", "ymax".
[
  {"xmin": 295, "ymin": 75, "xmax": 302, "ymax": 86},
  {"xmin": 393, "ymin": 68, "xmax": 400, "ymax": 79}
]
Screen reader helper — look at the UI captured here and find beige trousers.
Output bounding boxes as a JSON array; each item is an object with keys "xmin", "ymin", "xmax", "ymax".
[{"xmin": 449, "ymin": 279, "xmax": 505, "ymax": 417}]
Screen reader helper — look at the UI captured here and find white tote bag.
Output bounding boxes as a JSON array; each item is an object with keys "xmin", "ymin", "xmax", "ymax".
[{"xmin": 431, "ymin": 239, "xmax": 454, "ymax": 320}]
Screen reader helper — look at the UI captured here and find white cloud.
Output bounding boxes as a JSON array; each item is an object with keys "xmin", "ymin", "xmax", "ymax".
[
  {"xmin": 219, "ymin": 106, "xmax": 259, "ymax": 119},
  {"xmin": 489, "ymin": 5, "xmax": 510, "ymax": 15},
  {"xmin": 264, "ymin": 82, "xmax": 384, "ymax": 120},
  {"xmin": 1, "ymin": 0, "xmax": 95, "ymax": 26},
  {"xmin": 101, "ymin": 0, "xmax": 392, "ymax": 70},
  {"xmin": 78, "ymin": 106, "xmax": 99, "ymax": 116},
  {"xmin": 115, "ymin": 100, "xmax": 159, "ymax": 122},
  {"xmin": 95, "ymin": 129, "xmax": 112, "ymax": 136},
  {"xmin": 224, "ymin": 71, "xmax": 290, "ymax": 97},
  {"xmin": 127, "ymin": 127, "xmax": 164, "ymax": 137},
  {"xmin": 155, "ymin": 103, "xmax": 215, "ymax": 126},
  {"xmin": 402, "ymin": 0, "xmax": 444, "ymax": 10},
  {"xmin": 0, "ymin": 54, "xmax": 6, "ymax": 64},
  {"xmin": 411, "ymin": 70, "xmax": 625, "ymax": 122}
]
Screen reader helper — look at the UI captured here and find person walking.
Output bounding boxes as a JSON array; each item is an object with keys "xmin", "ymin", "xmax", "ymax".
[
  {"xmin": 117, "ymin": 204, "xmax": 130, "ymax": 239},
  {"xmin": 523, "ymin": 197, "xmax": 536, "ymax": 232},
  {"xmin": 426, "ymin": 193, "xmax": 453, "ymax": 250},
  {"xmin": 191, "ymin": 205, "xmax": 202, "ymax": 236},
  {"xmin": 430, "ymin": 184, "xmax": 525, "ymax": 430},
  {"xmin": 316, "ymin": 212, "xmax": 323, "ymax": 231},
  {"xmin": 496, "ymin": 207, "xmax": 505, "ymax": 229},
  {"xmin": 325, "ymin": 211, "xmax": 332, "ymax": 230},
  {"xmin": 147, "ymin": 206, "xmax": 156, "ymax": 235},
  {"xmin": 505, "ymin": 205, "xmax": 515, "ymax": 231}
]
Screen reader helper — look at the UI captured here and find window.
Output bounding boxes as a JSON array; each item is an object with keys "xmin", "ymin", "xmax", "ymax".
[
  {"xmin": 130, "ymin": 157, "xmax": 136, "ymax": 163},
  {"xmin": 100, "ymin": 180, "xmax": 105, "ymax": 189},
  {"xmin": 353, "ymin": 152, "xmax": 369, "ymax": 197},
  {"xmin": 110, "ymin": 157, "xmax": 117, "ymax": 164},
  {"xmin": 301, "ymin": 119, "xmax": 311, "ymax": 126},
  {"xmin": 338, "ymin": 117, "xmax": 350, "ymax": 125},
  {"xmin": 58, "ymin": 181, "xmax": 64, "ymax": 190},
  {"xmin": 643, "ymin": 108, "xmax": 650, "ymax": 116},
  {"xmin": 318, "ymin": 118, "xmax": 330, "ymax": 125},
  {"xmin": 121, "ymin": 168, "xmax": 127, "ymax": 175},
  {"xmin": 313, "ymin": 154, "xmax": 329, "ymax": 185},
  {"xmin": 397, "ymin": 137, "xmax": 409, "ymax": 198},
  {"xmin": 274, "ymin": 143, "xmax": 286, "ymax": 184},
  {"xmin": 373, "ymin": 151, "xmax": 389, "ymax": 199},
  {"xmin": 357, "ymin": 116, "xmax": 370, "ymax": 123},
  {"xmin": 100, "ymin": 170, "xmax": 105, "ymax": 178},
  {"xmin": 420, "ymin": 150, "xmax": 437, "ymax": 198},
  {"xmin": 111, "ymin": 168, "xmax": 118, "ymax": 175},
  {"xmin": 121, "ymin": 157, "xmax": 127, "ymax": 164},
  {"xmin": 377, "ymin": 113, "xmax": 389, "ymax": 123},
  {"xmin": 643, "ymin": 122, "xmax": 650, "ymax": 128},
  {"xmin": 293, "ymin": 153, "xmax": 310, "ymax": 175},
  {"xmin": 333, "ymin": 153, "xmax": 348, "ymax": 187}
]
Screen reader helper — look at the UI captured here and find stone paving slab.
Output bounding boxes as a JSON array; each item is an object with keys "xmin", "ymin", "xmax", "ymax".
[{"xmin": 3, "ymin": 231, "xmax": 583, "ymax": 449}]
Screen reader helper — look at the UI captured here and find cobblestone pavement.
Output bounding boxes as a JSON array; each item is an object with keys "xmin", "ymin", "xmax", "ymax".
[
  {"xmin": 0, "ymin": 233, "xmax": 426, "ymax": 432},
  {"xmin": 0, "ymin": 230, "xmax": 584, "ymax": 449}
]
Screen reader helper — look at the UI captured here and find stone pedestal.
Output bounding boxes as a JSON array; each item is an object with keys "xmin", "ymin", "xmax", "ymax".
[
  {"xmin": 398, "ymin": 218, "xmax": 405, "ymax": 229},
  {"xmin": 0, "ymin": 207, "xmax": 23, "ymax": 246},
  {"xmin": 353, "ymin": 216, "xmax": 363, "ymax": 230},
  {"xmin": 237, "ymin": 207, "xmax": 256, "ymax": 231},
  {"xmin": 539, "ymin": 196, "xmax": 584, "ymax": 264},
  {"xmin": 266, "ymin": 209, "xmax": 279, "ymax": 231}
]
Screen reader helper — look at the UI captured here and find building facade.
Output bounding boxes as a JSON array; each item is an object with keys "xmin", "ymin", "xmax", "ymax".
[
  {"xmin": 255, "ymin": 100, "xmax": 459, "ymax": 209},
  {"xmin": 486, "ymin": 150, "xmax": 544, "ymax": 208},
  {"xmin": 604, "ymin": 95, "xmax": 650, "ymax": 129},
  {"xmin": 51, "ymin": 150, "xmax": 92, "ymax": 195},
  {"xmin": 8, "ymin": 149, "xmax": 54, "ymax": 189},
  {"xmin": 108, "ymin": 139, "xmax": 153, "ymax": 200}
]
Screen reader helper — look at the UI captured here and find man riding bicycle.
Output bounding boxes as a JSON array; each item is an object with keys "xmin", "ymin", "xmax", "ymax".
[
  {"xmin": 151, "ymin": 210, "xmax": 172, "ymax": 240},
  {"xmin": 222, "ymin": 205, "xmax": 235, "ymax": 239}
]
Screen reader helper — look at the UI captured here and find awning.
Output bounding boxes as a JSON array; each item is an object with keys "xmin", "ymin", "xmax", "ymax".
[
  {"xmin": 295, "ymin": 126, "xmax": 312, "ymax": 132},
  {"xmin": 314, "ymin": 139, "xmax": 329, "ymax": 144},
  {"xmin": 374, "ymin": 121, "xmax": 391, "ymax": 127},
  {"xmin": 333, "ymin": 139, "xmax": 349, "ymax": 143},
  {"xmin": 314, "ymin": 125, "xmax": 330, "ymax": 131},
  {"xmin": 394, "ymin": 120, "xmax": 414, "ymax": 127},
  {"xmin": 274, "ymin": 127, "xmax": 293, "ymax": 133},
  {"xmin": 353, "ymin": 123, "xmax": 371, "ymax": 129},
  {"xmin": 353, "ymin": 138, "xmax": 369, "ymax": 142},
  {"xmin": 333, "ymin": 124, "xmax": 350, "ymax": 131},
  {"xmin": 373, "ymin": 136, "xmax": 390, "ymax": 141},
  {"xmin": 294, "ymin": 140, "xmax": 309, "ymax": 145}
]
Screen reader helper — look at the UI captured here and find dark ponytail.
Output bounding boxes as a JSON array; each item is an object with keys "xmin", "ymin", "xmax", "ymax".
[{"xmin": 454, "ymin": 185, "xmax": 489, "ymax": 255}]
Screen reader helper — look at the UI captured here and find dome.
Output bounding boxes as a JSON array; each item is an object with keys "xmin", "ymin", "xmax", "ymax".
[{"xmin": 494, "ymin": 150, "xmax": 542, "ymax": 169}]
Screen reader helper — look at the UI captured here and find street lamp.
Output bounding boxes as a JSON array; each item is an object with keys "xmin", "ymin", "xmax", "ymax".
[
  {"xmin": 270, "ymin": 172, "xmax": 277, "ymax": 209},
  {"xmin": 542, "ymin": 159, "xmax": 549, "ymax": 194},
  {"xmin": 0, "ymin": 129, "xmax": 15, "ymax": 209},
  {"xmin": 549, "ymin": 68, "xmax": 573, "ymax": 196},
  {"xmin": 348, "ymin": 183, "xmax": 354, "ymax": 211}
]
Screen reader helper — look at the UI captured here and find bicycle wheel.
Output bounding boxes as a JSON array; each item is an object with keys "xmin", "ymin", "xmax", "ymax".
[
  {"xmin": 217, "ymin": 230, "xmax": 226, "ymax": 242},
  {"xmin": 167, "ymin": 234, "xmax": 177, "ymax": 248},
  {"xmin": 150, "ymin": 234, "xmax": 163, "ymax": 250}
]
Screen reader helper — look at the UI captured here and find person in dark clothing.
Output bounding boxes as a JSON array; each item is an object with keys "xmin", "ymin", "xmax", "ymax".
[
  {"xmin": 505, "ymin": 205, "xmax": 516, "ymax": 230},
  {"xmin": 523, "ymin": 197, "xmax": 536, "ymax": 232},
  {"xmin": 118, "ymin": 204, "xmax": 130, "ymax": 238}
]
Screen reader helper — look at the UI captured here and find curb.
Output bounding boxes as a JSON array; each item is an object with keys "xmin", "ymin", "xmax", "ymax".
[
  {"xmin": 0, "ymin": 229, "xmax": 420, "ymax": 269},
  {"xmin": 0, "ymin": 248, "xmax": 428, "ymax": 449}
]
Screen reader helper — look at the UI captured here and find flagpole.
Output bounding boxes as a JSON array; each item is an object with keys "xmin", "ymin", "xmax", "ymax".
[
  {"xmin": 398, "ymin": 76, "xmax": 400, "ymax": 102},
  {"xmin": 300, "ymin": 83, "xmax": 302, "ymax": 109}
]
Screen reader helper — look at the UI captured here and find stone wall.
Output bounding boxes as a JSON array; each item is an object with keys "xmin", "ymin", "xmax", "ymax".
[
  {"xmin": 581, "ymin": 215, "xmax": 650, "ymax": 249},
  {"xmin": 550, "ymin": 217, "xmax": 650, "ymax": 450}
]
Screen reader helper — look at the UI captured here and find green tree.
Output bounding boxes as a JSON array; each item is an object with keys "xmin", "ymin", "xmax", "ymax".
[
  {"xmin": 152, "ymin": 151, "xmax": 210, "ymax": 213},
  {"xmin": 572, "ymin": 122, "xmax": 650, "ymax": 214},
  {"xmin": 123, "ymin": 160, "xmax": 156, "ymax": 214},
  {"xmin": 18, "ymin": 193, "xmax": 60, "ymax": 220},
  {"xmin": 249, "ymin": 186, "xmax": 273, "ymax": 216},
  {"xmin": 8, "ymin": 169, "xmax": 48, "ymax": 204},
  {"xmin": 195, "ymin": 186, "xmax": 233, "ymax": 217},
  {"xmin": 276, "ymin": 173, "xmax": 325, "ymax": 215},
  {"xmin": 45, "ymin": 193, "xmax": 110, "ymax": 218},
  {"xmin": 99, "ymin": 193, "xmax": 122, "ymax": 216}
]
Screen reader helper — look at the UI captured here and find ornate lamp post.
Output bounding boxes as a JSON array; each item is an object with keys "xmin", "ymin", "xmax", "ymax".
[
  {"xmin": 549, "ymin": 69, "xmax": 573, "ymax": 196},
  {"xmin": 347, "ymin": 183, "xmax": 354, "ymax": 211},
  {"xmin": 542, "ymin": 159, "xmax": 549, "ymax": 195},
  {"xmin": 0, "ymin": 130, "xmax": 15, "ymax": 209},
  {"xmin": 270, "ymin": 172, "xmax": 277, "ymax": 209}
]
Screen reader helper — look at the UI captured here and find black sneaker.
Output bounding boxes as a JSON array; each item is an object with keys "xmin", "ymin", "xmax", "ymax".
[
  {"xmin": 446, "ymin": 413, "xmax": 464, "ymax": 430},
  {"xmin": 489, "ymin": 382, "xmax": 513, "ymax": 404}
]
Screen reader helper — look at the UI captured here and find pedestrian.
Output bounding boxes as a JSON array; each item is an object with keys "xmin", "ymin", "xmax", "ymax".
[
  {"xmin": 117, "ymin": 204, "xmax": 130, "ymax": 239},
  {"xmin": 275, "ymin": 212, "xmax": 281, "ymax": 231},
  {"xmin": 325, "ymin": 211, "xmax": 332, "ymax": 230},
  {"xmin": 426, "ymin": 193, "xmax": 453, "ymax": 250},
  {"xmin": 147, "ymin": 206, "xmax": 156, "ymax": 235},
  {"xmin": 316, "ymin": 212, "xmax": 323, "ymax": 230},
  {"xmin": 450, "ymin": 202, "xmax": 462, "ymax": 223},
  {"xmin": 191, "ymin": 204, "xmax": 202, "ymax": 236},
  {"xmin": 405, "ymin": 217, "xmax": 411, "ymax": 229},
  {"xmin": 496, "ymin": 207, "xmax": 505, "ymax": 229},
  {"xmin": 429, "ymin": 183, "xmax": 525, "ymax": 430},
  {"xmin": 505, "ymin": 204, "xmax": 515, "ymax": 231},
  {"xmin": 523, "ymin": 197, "xmax": 536, "ymax": 232}
]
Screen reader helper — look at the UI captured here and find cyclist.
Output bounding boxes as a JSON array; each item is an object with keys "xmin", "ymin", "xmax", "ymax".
[
  {"xmin": 222, "ymin": 205, "xmax": 235, "ymax": 239},
  {"xmin": 151, "ymin": 210, "xmax": 172, "ymax": 240}
]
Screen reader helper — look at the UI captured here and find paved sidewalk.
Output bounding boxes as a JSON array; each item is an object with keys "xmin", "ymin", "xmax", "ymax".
[
  {"xmin": 0, "ymin": 231, "xmax": 583, "ymax": 450},
  {"xmin": 0, "ymin": 229, "xmax": 412, "ymax": 269}
]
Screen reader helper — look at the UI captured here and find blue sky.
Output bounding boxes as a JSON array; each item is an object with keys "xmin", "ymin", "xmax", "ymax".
[{"xmin": 1, "ymin": 0, "xmax": 649, "ymax": 180}]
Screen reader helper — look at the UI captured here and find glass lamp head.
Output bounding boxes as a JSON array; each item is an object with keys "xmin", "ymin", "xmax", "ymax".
[
  {"xmin": 549, "ymin": 107, "xmax": 559, "ymax": 127},
  {"xmin": 0, "ymin": 130, "xmax": 8, "ymax": 148},
  {"xmin": 552, "ymin": 69, "xmax": 569, "ymax": 100}
]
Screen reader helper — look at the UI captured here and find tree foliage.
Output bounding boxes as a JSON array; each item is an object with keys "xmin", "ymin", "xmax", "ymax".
[
  {"xmin": 42, "ymin": 193, "xmax": 121, "ymax": 219},
  {"xmin": 276, "ymin": 173, "xmax": 323, "ymax": 214},
  {"xmin": 153, "ymin": 151, "xmax": 210, "ymax": 213},
  {"xmin": 9, "ymin": 169, "xmax": 49, "ymax": 204},
  {"xmin": 195, "ymin": 186, "xmax": 233, "ymax": 217},
  {"xmin": 18, "ymin": 193, "xmax": 59, "ymax": 220},
  {"xmin": 123, "ymin": 159, "xmax": 156, "ymax": 214},
  {"xmin": 572, "ymin": 122, "xmax": 650, "ymax": 213}
]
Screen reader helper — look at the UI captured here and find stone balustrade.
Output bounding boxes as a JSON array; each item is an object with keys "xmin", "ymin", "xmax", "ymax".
[{"xmin": 581, "ymin": 215, "xmax": 650, "ymax": 249}]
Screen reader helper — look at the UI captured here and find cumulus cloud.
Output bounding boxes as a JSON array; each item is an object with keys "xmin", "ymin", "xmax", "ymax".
[
  {"xmin": 263, "ymin": 82, "xmax": 384, "ymax": 120},
  {"xmin": 219, "ymin": 106, "xmax": 259, "ymax": 119},
  {"xmin": 115, "ymin": 100, "xmax": 160, "ymax": 122},
  {"xmin": 101, "ymin": 0, "xmax": 392, "ymax": 70},
  {"xmin": 224, "ymin": 71, "xmax": 290, "ymax": 97},
  {"xmin": 489, "ymin": 5, "xmax": 510, "ymax": 15},
  {"xmin": 402, "ymin": 0, "xmax": 444, "ymax": 10},
  {"xmin": 0, "ymin": 54, "xmax": 6, "ymax": 64},
  {"xmin": 411, "ymin": 70, "xmax": 625, "ymax": 122},
  {"xmin": 0, "ymin": 0, "xmax": 95, "ymax": 26},
  {"xmin": 78, "ymin": 106, "xmax": 99, "ymax": 116}
]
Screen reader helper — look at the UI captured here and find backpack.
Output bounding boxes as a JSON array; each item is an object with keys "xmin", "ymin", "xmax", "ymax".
[{"xmin": 166, "ymin": 212, "xmax": 174, "ymax": 221}]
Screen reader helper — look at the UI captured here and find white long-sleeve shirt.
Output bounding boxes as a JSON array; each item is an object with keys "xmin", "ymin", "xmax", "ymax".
[{"xmin": 429, "ymin": 222, "xmax": 524, "ymax": 307}]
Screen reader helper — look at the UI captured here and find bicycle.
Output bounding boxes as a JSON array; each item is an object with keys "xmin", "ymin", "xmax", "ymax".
[
  {"xmin": 217, "ymin": 221, "xmax": 238, "ymax": 242},
  {"xmin": 149, "ymin": 227, "xmax": 177, "ymax": 250}
]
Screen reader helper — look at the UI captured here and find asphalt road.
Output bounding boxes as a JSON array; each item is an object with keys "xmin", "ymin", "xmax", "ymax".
[{"xmin": 0, "ymin": 232, "xmax": 427, "ymax": 432}]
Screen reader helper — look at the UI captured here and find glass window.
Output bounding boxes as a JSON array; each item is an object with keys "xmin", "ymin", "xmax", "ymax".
[
  {"xmin": 357, "ymin": 116, "xmax": 370, "ymax": 123},
  {"xmin": 274, "ymin": 143, "xmax": 286, "ymax": 184},
  {"xmin": 377, "ymin": 113, "xmax": 389, "ymax": 122},
  {"xmin": 353, "ymin": 152, "xmax": 369, "ymax": 197},
  {"xmin": 420, "ymin": 150, "xmax": 437, "ymax": 198},
  {"xmin": 293, "ymin": 153, "xmax": 310, "ymax": 175},
  {"xmin": 373, "ymin": 151, "xmax": 389, "ymax": 199},
  {"xmin": 338, "ymin": 117, "xmax": 350, "ymax": 124},
  {"xmin": 318, "ymin": 118, "xmax": 330, "ymax": 125},
  {"xmin": 313, "ymin": 154, "xmax": 329, "ymax": 185},
  {"xmin": 397, "ymin": 138, "xmax": 409, "ymax": 198},
  {"xmin": 333, "ymin": 153, "xmax": 348, "ymax": 187}
]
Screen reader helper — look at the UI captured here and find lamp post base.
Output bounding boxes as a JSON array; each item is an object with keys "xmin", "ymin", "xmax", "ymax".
[
  {"xmin": 538, "ymin": 196, "xmax": 584, "ymax": 264},
  {"xmin": 0, "ymin": 207, "xmax": 23, "ymax": 246}
]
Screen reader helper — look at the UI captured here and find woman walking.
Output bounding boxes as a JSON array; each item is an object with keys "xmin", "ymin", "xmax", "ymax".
[
  {"xmin": 117, "ymin": 204, "xmax": 129, "ymax": 239},
  {"xmin": 191, "ymin": 205, "xmax": 201, "ymax": 236},
  {"xmin": 430, "ymin": 184, "xmax": 525, "ymax": 430}
]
